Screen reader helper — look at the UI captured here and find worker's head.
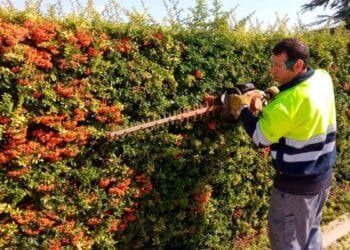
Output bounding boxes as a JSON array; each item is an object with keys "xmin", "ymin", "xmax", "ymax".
[{"xmin": 270, "ymin": 38, "xmax": 309, "ymax": 85}]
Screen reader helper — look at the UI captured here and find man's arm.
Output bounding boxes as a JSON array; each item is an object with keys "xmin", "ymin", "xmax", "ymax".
[{"xmin": 240, "ymin": 107, "xmax": 272, "ymax": 147}]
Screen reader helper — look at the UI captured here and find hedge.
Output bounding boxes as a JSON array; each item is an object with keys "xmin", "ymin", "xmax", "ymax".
[{"xmin": 0, "ymin": 9, "xmax": 349, "ymax": 249}]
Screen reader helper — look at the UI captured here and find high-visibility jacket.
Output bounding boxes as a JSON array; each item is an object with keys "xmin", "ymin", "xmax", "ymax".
[{"xmin": 240, "ymin": 67, "xmax": 336, "ymax": 195}]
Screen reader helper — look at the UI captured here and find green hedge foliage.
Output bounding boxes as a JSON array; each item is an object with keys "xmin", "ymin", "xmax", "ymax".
[{"xmin": 0, "ymin": 10, "xmax": 349, "ymax": 249}]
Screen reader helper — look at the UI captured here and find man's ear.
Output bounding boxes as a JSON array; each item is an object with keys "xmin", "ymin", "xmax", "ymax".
[{"xmin": 295, "ymin": 59, "xmax": 306, "ymax": 71}]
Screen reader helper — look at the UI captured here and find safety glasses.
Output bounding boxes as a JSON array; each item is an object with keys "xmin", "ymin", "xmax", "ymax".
[
  {"xmin": 270, "ymin": 56, "xmax": 306, "ymax": 69},
  {"xmin": 284, "ymin": 59, "xmax": 297, "ymax": 69},
  {"xmin": 270, "ymin": 56, "xmax": 297, "ymax": 69}
]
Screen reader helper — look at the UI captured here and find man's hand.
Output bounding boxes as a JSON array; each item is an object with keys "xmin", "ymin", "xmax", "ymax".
[
  {"xmin": 264, "ymin": 86, "xmax": 280, "ymax": 101},
  {"xmin": 230, "ymin": 94, "xmax": 250, "ymax": 119}
]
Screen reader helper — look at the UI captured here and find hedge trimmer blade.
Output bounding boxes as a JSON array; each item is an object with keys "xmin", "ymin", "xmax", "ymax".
[
  {"xmin": 106, "ymin": 83, "xmax": 268, "ymax": 140},
  {"xmin": 107, "ymin": 98, "xmax": 218, "ymax": 140}
]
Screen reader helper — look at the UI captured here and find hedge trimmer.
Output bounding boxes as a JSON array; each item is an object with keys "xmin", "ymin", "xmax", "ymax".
[{"xmin": 107, "ymin": 83, "xmax": 271, "ymax": 140}]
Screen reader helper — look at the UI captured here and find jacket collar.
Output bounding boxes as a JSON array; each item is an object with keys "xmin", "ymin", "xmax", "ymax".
[{"xmin": 279, "ymin": 67, "xmax": 314, "ymax": 92}]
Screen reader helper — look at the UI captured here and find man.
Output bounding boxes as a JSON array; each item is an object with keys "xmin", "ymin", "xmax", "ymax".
[{"xmin": 230, "ymin": 38, "xmax": 336, "ymax": 249}]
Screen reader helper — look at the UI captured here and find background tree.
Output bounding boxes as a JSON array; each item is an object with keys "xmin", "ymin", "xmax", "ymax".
[
  {"xmin": 301, "ymin": 0, "xmax": 350, "ymax": 29},
  {"xmin": 188, "ymin": 0, "xmax": 209, "ymax": 29}
]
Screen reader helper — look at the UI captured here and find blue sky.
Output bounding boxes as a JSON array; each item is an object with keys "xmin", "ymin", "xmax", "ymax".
[{"xmin": 8, "ymin": 0, "xmax": 332, "ymax": 28}]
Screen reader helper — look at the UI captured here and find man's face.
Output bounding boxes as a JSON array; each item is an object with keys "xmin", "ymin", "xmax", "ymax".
[{"xmin": 270, "ymin": 52, "xmax": 298, "ymax": 85}]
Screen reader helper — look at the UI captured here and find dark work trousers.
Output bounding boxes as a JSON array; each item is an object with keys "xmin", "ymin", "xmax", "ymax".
[{"xmin": 268, "ymin": 186, "xmax": 331, "ymax": 250}]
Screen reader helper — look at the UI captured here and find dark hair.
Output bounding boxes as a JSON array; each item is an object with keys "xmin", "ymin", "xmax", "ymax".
[{"xmin": 272, "ymin": 38, "xmax": 309, "ymax": 67}]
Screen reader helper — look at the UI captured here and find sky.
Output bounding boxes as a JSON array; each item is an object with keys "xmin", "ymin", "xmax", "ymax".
[{"xmin": 8, "ymin": 0, "xmax": 332, "ymax": 29}]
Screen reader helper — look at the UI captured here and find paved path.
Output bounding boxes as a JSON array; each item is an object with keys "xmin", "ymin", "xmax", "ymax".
[{"xmin": 323, "ymin": 213, "xmax": 350, "ymax": 249}]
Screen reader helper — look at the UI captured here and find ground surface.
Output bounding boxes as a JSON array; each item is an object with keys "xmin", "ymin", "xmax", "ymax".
[{"xmin": 323, "ymin": 213, "xmax": 350, "ymax": 249}]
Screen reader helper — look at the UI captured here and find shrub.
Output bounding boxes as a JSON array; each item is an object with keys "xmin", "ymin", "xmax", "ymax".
[{"xmin": 0, "ymin": 7, "xmax": 349, "ymax": 249}]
